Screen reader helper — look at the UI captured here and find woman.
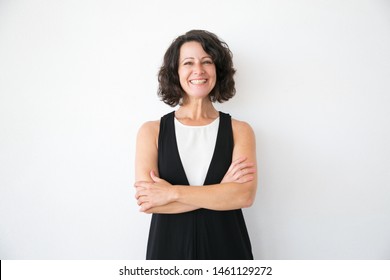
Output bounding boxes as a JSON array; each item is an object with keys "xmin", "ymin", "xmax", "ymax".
[{"xmin": 135, "ymin": 30, "xmax": 257, "ymax": 259}]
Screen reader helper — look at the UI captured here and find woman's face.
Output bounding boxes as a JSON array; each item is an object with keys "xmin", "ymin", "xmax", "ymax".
[{"xmin": 178, "ymin": 41, "xmax": 216, "ymax": 101}]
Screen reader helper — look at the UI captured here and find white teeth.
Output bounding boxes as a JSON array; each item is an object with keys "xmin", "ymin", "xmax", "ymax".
[{"xmin": 190, "ymin": 79, "xmax": 207, "ymax": 85}]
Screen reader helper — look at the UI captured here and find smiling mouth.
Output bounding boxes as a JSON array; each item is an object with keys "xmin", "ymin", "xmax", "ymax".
[{"xmin": 190, "ymin": 79, "xmax": 207, "ymax": 85}]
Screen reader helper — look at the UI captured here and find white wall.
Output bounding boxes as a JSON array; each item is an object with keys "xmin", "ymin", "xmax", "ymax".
[{"xmin": 1, "ymin": 0, "xmax": 389, "ymax": 259}]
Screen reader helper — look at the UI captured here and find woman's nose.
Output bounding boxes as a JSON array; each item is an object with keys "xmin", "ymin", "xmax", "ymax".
[{"xmin": 194, "ymin": 63, "xmax": 205, "ymax": 74}]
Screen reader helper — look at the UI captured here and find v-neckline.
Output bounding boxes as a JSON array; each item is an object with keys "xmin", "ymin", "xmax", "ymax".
[{"xmin": 171, "ymin": 111, "xmax": 223, "ymax": 186}]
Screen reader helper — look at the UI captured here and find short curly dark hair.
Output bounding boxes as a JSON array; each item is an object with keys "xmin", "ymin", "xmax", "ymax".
[{"xmin": 158, "ymin": 30, "xmax": 236, "ymax": 107}]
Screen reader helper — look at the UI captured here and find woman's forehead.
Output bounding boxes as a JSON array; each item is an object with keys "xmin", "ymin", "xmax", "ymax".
[{"xmin": 179, "ymin": 42, "xmax": 210, "ymax": 59}]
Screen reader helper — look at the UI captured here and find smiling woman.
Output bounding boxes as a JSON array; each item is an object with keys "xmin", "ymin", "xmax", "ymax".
[
  {"xmin": 178, "ymin": 41, "xmax": 217, "ymax": 101},
  {"xmin": 157, "ymin": 30, "xmax": 236, "ymax": 107},
  {"xmin": 134, "ymin": 30, "xmax": 257, "ymax": 260}
]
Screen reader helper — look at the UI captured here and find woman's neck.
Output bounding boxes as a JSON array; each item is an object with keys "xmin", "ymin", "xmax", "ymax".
[{"xmin": 175, "ymin": 98, "xmax": 219, "ymax": 125}]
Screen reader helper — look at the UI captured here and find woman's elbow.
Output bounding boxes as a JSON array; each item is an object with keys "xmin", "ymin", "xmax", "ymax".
[
  {"xmin": 240, "ymin": 185, "xmax": 257, "ymax": 208},
  {"xmin": 242, "ymin": 195, "xmax": 255, "ymax": 208}
]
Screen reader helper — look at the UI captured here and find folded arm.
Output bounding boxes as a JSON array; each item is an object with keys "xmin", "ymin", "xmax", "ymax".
[{"xmin": 135, "ymin": 119, "xmax": 257, "ymax": 213}]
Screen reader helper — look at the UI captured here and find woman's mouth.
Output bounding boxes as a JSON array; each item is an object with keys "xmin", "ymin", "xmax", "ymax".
[{"xmin": 190, "ymin": 79, "xmax": 207, "ymax": 85}]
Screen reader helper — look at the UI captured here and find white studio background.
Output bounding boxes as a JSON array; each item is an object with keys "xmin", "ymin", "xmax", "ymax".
[{"xmin": 1, "ymin": 0, "xmax": 389, "ymax": 260}]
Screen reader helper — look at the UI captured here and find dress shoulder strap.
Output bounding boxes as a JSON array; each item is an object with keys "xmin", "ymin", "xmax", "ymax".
[
  {"xmin": 203, "ymin": 111, "xmax": 234, "ymax": 185},
  {"xmin": 158, "ymin": 111, "xmax": 189, "ymax": 185}
]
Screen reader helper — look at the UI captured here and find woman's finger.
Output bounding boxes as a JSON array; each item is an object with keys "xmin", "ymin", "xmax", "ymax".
[
  {"xmin": 140, "ymin": 202, "xmax": 152, "ymax": 212},
  {"xmin": 150, "ymin": 170, "xmax": 161, "ymax": 182},
  {"xmin": 231, "ymin": 162, "xmax": 255, "ymax": 177},
  {"xmin": 238, "ymin": 175, "xmax": 254, "ymax": 184},
  {"xmin": 135, "ymin": 188, "xmax": 148, "ymax": 199},
  {"xmin": 221, "ymin": 157, "xmax": 256, "ymax": 184},
  {"xmin": 137, "ymin": 196, "xmax": 148, "ymax": 205},
  {"xmin": 227, "ymin": 157, "xmax": 247, "ymax": 173}
]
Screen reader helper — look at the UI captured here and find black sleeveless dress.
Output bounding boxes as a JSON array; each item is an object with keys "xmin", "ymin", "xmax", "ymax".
[{"xmin": 146, "ymin": 111, "xmax": 253, "ymax": 260}]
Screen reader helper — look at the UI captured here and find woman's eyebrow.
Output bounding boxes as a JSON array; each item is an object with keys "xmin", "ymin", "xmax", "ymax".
[
  {"xmin": 180, "ymin": 57, "xmax": 194, "ymax": 63},
  {"xmin": 181, "ymin": 56, "xmax": 212, "ymax": 63}
]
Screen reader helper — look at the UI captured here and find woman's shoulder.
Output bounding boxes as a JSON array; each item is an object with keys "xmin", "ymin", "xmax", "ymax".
[
  {"xmin": 137, "ymin": 111, "xmax": 175, "ymax": 137},
  {"xmin": 137, "ymin": 120, "xmax": 160, "ymax": 138},
  {"xmin": 231, "ymin": 118, "xmax": 255, "ymax": 139},
  {"xmin": 231, "ymin": 118, "xmax": 254, "ymax": 131},
  {"xmin": 140, "ymin": 119, "xmax": 160, "ymax": 128}
]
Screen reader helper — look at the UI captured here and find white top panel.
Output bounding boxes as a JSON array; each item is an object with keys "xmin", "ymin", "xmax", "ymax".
[{"xmin": 174, "ymin": 117, "xmax": 220, "ymax": 186}]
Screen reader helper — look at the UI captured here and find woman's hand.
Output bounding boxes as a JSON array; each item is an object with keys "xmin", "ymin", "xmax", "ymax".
[
  {"xmin": 135, "ymin": 171, "xmax": 176, "ymax": 212},
  {"xmin": 221, "ymin": 156, "xmax": 256, "ymax": 184}
]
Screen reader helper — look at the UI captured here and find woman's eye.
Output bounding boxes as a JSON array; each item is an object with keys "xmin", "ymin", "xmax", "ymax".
[
  {"xmin": 203, "ymin": 60, "xmax": 213, "ymax": 64},
  {"xmin": 184, "ymin": 62, "xmax": 193, "ymax": 66}
]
